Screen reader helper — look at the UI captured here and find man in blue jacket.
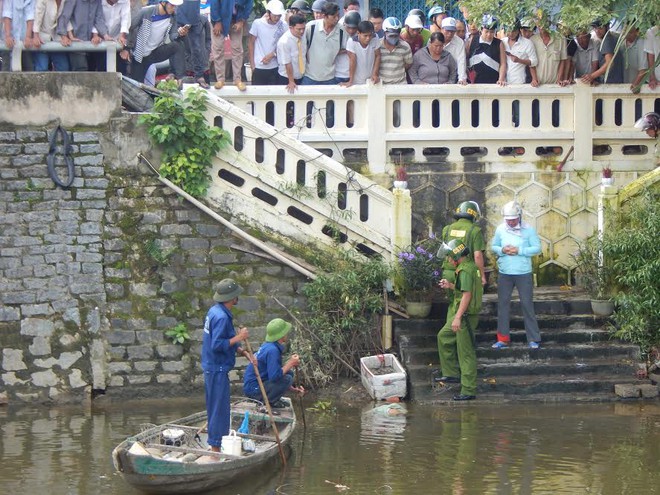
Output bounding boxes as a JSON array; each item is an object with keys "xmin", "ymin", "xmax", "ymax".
[
  {"xmin": 209, "ymin": 0, "xmax": 253, "ymax": 90},
  {"xmin": 490, "ymin": 201, "xmax": 542, "ymax": 349},
  {"xmin": 176, "ymin": 0, "xmax": 209, "ymax": 87},
  {"xmin": 243, "ymin": 318, "xmax": 305, "ymax": 407},
  {"xmin": 202, "ymin": 278, "xmax": 252, "ymax": 452}
]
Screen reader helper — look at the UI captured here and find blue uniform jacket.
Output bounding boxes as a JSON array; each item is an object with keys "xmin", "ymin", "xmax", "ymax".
[
  {"xmin": 491, "ymin": 222, "xmax": 541, "ymax": 275},
  {"xmin": 176, "ymin": 0, "xmax": 201, "ymax": 26},
  {"xmin": 201, "ymin": 303, "xmax": 238, "ymax": 372},
  {"xmin": 243, "ymin": 341, "xmax": 291, "ymax": 396},
  {"xmin": 209, "ymin": 0, "xmax": 253, "ymax": 38}
]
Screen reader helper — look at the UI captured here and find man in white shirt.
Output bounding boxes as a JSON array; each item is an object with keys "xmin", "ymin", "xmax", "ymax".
[
  {"xmin": 503, "ymin": 21, "xmax": 538, "ymax": 86},
  {"xmin": 92, "ymin": 0, "xmax": 131, "ymax": 73},
  {"xmin": 32, "ymin": 0, "xmax": 70, "ymax": 71},
  {"xmin": 276, "ymin": 13, "xmax": 306, "ymax": 93},
  {"xmin": 249, "ymin": 0, "xmax": 288, "ymax": 85},
  {"xmin": 342, "ymin": 19, "xmax": 379, "ymax": 86},
  {"xmin": 440, "ymin": 17, "xmax": 466, "ymax": 85},
  {"xmin": 335, "ymin": 9, "xmax": 359, "ymax": 83},
  {"xmin": 643, "ymin": 25, "xmax": 659, "ymax": 89}
]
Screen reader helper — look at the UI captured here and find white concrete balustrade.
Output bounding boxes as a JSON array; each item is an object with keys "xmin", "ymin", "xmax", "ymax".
[
  {"xmin": 203, "ymin": 92, "xmax": 406, "ymax": 258},
  {"xmin": 217, "ymin": 83, "xmax": 658, "ymax": 173},
  {"xmin": 199, "ymin": 83, "xmax": 656, "ymax": 274}
]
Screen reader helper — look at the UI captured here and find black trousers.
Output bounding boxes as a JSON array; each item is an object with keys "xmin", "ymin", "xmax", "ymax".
[
  {"xmin": 131, "ymin": 40, "xmax": 185, "ymax": 84},
  {"xmin": 252, "ymin": 67, "xmax": 280, "ymax": 85}
]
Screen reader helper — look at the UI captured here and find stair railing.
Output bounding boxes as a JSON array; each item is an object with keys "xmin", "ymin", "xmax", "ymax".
[{"xmin": 202, "ymin": 91, "xmax": 410, "ymax": 258}]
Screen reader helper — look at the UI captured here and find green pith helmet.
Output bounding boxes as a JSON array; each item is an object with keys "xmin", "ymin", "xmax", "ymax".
[
  {"xmin": 438, "ymin": 239, "xmax": 470, "ymax": 261},
  {"xmin": 454, "ymin": 201, "xmax": 481, "ymax": 221}
]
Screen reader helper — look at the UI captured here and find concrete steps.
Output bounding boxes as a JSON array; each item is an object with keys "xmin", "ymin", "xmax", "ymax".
[{"xmin": 394, "ymin": 287, "xmax": 648, "ymax": 403}]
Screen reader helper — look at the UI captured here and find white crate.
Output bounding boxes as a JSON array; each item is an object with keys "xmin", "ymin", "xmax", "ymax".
[{"xmin": 360, "ymin": 353, "xmax": 407, "ymax": 400}]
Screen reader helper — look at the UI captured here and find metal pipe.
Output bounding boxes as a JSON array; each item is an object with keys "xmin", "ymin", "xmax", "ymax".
[
  {"xmin": 0, "ymin": 41, "xmax": 120, "ymax": 72},
  {"xmin": 138, "ymin": 154, "xmax": 317, "ymax": 280}
]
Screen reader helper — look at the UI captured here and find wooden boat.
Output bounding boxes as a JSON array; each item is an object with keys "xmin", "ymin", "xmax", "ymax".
[{"xmin": 112, "ymin": 397, "xmax": 296, "ymax": 494}]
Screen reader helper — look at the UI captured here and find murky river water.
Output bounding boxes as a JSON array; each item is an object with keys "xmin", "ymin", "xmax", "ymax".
[{"xmin": 1, "ymin": 396, "xmax": 658, "ymax": 495}]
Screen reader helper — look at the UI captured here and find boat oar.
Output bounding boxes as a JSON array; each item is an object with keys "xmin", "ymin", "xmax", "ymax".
[
  {"xmin": 194, "ymin": 421, "xmax": 207, "ymax": 443},
  {"xmin": 243, "ymin": 338, "xmax": 287, "ymax": 467}
]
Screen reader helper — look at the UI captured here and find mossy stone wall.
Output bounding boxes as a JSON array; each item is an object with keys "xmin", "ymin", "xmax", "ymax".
[{"xmin": 0, "ymin": 116, "xmax": 307, "ymax": 405}]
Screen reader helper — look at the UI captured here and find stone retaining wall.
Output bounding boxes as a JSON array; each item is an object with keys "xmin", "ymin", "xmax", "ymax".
[{"xmin": 0, "ymin": 115, "xmax": 307, "ymax": 405}]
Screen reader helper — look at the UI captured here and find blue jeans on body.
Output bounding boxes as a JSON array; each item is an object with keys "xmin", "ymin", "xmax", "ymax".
[
  {"xmin": 33, "ymin": 52, "xmax": 70, "ymax": 72},
  {"xmin": 181, "ymin": 21, "xmax": 207, "ymax": 79},
  {"xmin": 301, "ymin": 76, "xmax": 338, "ymax": 85}
]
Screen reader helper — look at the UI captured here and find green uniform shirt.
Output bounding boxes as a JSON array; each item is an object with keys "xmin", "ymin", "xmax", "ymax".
[
  {"xmin": 441, "ymin": 219, "xmax": 486, "ymax": 281},
  {"xmin": 452, "ymin": 259, "xmax": 482, "ymax": 316}
]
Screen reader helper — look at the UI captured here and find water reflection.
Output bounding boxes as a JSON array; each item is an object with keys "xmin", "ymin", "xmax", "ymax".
[
  {"xmin": 0, "ymin": 399, "xmax": 658, "ymax": 494},
  {"xmin": 360, "ymin": 403, "xmax": 408, "ymax": 445}
]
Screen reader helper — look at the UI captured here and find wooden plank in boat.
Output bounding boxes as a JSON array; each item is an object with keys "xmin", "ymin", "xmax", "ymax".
[
  {"xmin": 235, "ymin": 432, "xmax": 278, "ymax": 443},
  {"xmin": 145, "ymin": 443, "xmax": 242, "ymax": 459},
  {"xmin": 230, "ymin": 405, "xmax": 294, "ymax": 423}
]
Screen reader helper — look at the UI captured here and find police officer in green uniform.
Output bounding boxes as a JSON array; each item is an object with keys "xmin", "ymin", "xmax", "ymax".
[
  {"xmin": 435, "ymin": 239, "xmax": 483, "ymax": 401},
  {"xmin": 441, "ymin": 201, "xmax": 488, "ymax": 287}
]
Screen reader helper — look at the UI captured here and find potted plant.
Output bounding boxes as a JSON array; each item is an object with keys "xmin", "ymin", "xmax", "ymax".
[
  {"xmin": 601, "ymin": 166, "xmax": 614, "ymax": 186},
  {"xmin": 395, "ymin": 237, "xmax": 443, "ymax": 317},
  {"xmin": 393, "ymin": 166, "xmax": 408, "ymax": 189},
  {"xmin": 572, "ymin": 237, "xmax": 615, "ymax": 315}
]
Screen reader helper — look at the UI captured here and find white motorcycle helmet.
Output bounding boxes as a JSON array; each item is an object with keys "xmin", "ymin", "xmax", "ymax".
[{"xmin": 501, "ymin": 201, "xmax": 522, "ymax": 220}]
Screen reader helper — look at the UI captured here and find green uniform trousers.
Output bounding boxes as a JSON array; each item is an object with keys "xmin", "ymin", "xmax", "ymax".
[{"xmin": 437, "ymin": 305, "xmax": 479, "ymax": 396}]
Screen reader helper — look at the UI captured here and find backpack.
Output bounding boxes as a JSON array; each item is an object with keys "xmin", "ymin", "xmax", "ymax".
[
  {"xmin": 307, "ymin": 22, "xmax": 344, "ymax": 51},
  {"xmin": 456, "ymin": 263, "xmax": 483, "ymax": 315}
]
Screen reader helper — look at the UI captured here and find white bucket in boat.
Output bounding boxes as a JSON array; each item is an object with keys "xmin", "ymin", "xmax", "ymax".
[{"xmin": 221, "ymin": 429, "xmax": 242, "ymax": 456}]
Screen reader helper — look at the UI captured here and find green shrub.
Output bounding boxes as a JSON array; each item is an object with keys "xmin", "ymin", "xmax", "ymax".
[
  {"xmin": 139, "ymin": 82, "xmax": 230, "ymax": 197},
  {"xmin": 572, "ymin": 236, "xmax": 616, "ymax": 300},
  {"xmin": 603, "ymin": 190, "xmax": 660, "ymax": 359},
  {"xmin": 291, "ymin": 250, "xmax": 390, "ymax": 388}
]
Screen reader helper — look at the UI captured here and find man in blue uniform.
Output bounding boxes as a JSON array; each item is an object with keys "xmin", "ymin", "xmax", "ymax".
[
  {"xmin": 202, "ymin": 278, "xmax": 252, "ymax": 452},
  {"xmin": 243, "ymin": 318, "xmax": 304, "ymax": 407}
]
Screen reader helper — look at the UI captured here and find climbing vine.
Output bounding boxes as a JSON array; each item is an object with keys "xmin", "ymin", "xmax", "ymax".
[{"xmin": 139, "ymin": 80, "xmax": 231, "ymax": 197}]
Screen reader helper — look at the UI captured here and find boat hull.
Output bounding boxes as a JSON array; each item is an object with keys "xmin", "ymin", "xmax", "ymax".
[{"xmin": 112, "ymin": 399, "xmax": 295, "ymax": 494}]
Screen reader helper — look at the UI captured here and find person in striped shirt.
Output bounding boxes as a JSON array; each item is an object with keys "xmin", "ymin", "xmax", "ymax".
[{"xmin": 378, "ymin": 16, "xmax": 412, "ymax": 85}]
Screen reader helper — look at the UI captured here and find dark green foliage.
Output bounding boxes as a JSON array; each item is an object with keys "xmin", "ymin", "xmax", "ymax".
[
  {"xmin": 572, "ymin": 236, "xmax": 616, "ymax": 300},
  {"xmin": 293, "ymin": 250, "xmax": 389, "ymax": 387},
  {"xmin": 603, "ymin": 190, "xmax": 660, "ymax": 358},
  {"xmin": 139, "ymin": 81, "xmax": 230, "ymax": 197},
  {"xmin": 455, "ymin": 0, "xmax": 659, "ymax": 34}
]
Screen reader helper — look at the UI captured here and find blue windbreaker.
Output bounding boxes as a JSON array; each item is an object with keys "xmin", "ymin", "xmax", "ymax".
[
  {"xmin": 201, "ymin": 303, "xmax": 238, "ymax": 372},
  {"xmin": 491, "ymin": 222, "xmax": 541, "ymax": 275}
]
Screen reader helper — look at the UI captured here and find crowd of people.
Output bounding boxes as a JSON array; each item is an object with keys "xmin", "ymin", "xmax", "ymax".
[{"xmin": 2, "ymin": 0, "xmax": 659, "ymax": 93}]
